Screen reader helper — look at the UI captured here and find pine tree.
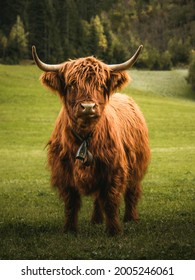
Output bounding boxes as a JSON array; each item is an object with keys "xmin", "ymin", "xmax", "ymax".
[
  {"xmin": 88, "ymin": 15, "xmax": 107, "ymax": 58},
  {"xmin": 6, "ymin": 15, "xmax": 28, "ymax": 63}
]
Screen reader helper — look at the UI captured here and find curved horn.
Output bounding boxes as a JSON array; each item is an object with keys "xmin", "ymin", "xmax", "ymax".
[
  {"xmin": 108, "ymin": 45, "xmax": 143, "ymax": 71},
  {"xmin": 32, "ymin": 45, "xmax": 62, "ymax": 72}
]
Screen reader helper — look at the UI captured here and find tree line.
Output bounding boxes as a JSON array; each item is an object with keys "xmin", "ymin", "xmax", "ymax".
[{"xmin": 0, "ymin": 0, "xmax": 194, "ymax": 70}]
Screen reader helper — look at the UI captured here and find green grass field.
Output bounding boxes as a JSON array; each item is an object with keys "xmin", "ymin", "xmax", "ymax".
[{"xmin": 0, "ymin": 65, "xmax": 194, "ymax": 260}]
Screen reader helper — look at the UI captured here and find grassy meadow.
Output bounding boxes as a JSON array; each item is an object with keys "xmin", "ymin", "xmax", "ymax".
[{"xmin": 0, "ymin": 65, "xmax": 194, "ymax": 260}]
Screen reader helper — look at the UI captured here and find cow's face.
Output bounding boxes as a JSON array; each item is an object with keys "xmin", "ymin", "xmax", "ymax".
[{"xmin": 41, "ymin": 57, "xmax": 129, "ymax": 131}]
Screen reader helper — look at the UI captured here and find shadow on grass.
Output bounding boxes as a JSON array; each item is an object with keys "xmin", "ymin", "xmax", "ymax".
[
  {"xmin": 1, "ymin": 220, "xmax": 61, "ymax": 237},
  {"xmin": 0, "ymin": 215, "xmax": 194, "ymax": 260}
]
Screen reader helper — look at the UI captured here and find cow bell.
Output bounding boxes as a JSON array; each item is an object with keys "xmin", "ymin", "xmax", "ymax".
[
  {"xmin": 76, "ymin": 141, "xmax": 87, "ymax": 161},
  {"xmin": 75, "ymin": 141, "xmax": 93, "ymax": 166}
]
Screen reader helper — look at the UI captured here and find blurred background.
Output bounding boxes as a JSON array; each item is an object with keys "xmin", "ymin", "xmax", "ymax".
[{"xmin": 0, "ymin": 0, "xmax": 194, "ymax": 70}]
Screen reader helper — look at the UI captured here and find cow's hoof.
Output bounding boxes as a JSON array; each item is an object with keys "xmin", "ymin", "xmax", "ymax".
[
  {"xmin": 63, "ymin": 225, "xmax": 78, "ymax": 235},
  {"xmin": 106, "ymin": 225, "xmax": 122, "ymax": 236}
]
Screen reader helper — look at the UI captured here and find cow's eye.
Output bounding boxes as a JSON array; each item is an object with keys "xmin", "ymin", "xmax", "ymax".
[{"xmin": 67, "ymin": 83, "xmax": 77, "ymax": 92}]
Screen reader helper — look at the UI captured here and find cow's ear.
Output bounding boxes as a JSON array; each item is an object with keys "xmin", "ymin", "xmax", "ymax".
[
  {"xmin": 40, "ymin": 72, "xmax": 64, "ymax": 94},
  {"xmin": 110, "ymin": 71, "xmax": 129, "ymax": 93}
]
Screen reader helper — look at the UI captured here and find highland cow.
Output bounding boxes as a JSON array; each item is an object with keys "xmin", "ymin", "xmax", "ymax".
[{"xmin": 32, "ymin": 45, "xmax": 150, "ymax": 235}]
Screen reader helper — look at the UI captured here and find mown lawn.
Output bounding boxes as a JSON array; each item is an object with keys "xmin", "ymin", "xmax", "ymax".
[{"xmin": 0, "ymin": 65, "xmax": 194, "ymax": 260}]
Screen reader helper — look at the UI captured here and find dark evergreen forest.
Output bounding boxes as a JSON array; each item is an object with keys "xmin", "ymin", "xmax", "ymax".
[{"xmin": 0, "ymin": 0, "xmax": 194, "ymax": 69}]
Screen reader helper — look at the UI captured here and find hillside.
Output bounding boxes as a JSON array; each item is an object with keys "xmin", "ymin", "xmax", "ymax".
[{"xmin": 129, "ymin": 69, "xmax": 194, "ymax": 99}]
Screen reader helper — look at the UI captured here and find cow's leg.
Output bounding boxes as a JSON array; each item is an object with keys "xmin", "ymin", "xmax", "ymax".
[
  {"xmin": 91, "ymin": 197, "xmax": 104, "ymax": 224},
  {"xmin": 123, "ymin": 182, "xmax": 141, "ymax": 222},
  {"xmin": 100, "ymin": 189, "xmax": 122, "ymax": 235},
  {"xmin": 63, "ymin": 187, "xmax": 81, "ymax": 233}
]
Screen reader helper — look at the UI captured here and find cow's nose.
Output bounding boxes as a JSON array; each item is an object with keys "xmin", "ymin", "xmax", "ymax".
[{"xmin": 80, "ymin": 103, "xmax": 96, "ymax": 114}]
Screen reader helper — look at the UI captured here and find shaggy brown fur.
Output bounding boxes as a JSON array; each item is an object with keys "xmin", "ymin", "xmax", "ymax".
[{"xmin": 40, "ymin": 56, "xmax": 150, "ymax": 235}]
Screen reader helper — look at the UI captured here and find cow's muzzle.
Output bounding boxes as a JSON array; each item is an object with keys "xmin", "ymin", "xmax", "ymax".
[
  {"xmin": 77, "ymin": 102, "xmax": 99, "ymax": 119},
  {"xmin": 81, "ymin": 103, "xmax": 96, "ymax": 114}
]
